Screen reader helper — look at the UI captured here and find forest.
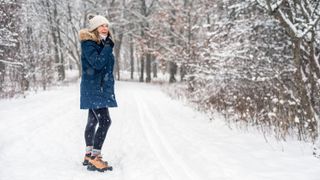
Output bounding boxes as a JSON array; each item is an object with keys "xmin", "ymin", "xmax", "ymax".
[{"xmin": 1, "ymin": 0, "xmax": 320, "ymax": 153}]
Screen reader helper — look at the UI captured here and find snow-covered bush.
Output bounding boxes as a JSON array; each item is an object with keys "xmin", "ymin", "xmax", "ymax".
[{"xmin": 164, "ymin": 0, "xmax": 320, "ymax": 143}]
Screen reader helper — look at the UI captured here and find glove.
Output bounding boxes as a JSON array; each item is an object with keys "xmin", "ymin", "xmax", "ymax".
[{"xmin": 102, "ymin": 37, "xmax": 114, "ymax": 48}]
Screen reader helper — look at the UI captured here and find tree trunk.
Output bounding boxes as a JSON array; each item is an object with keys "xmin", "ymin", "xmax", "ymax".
[
  {"xmin": 0, "ymin": 62, "xmax": 5, "ymax": 93},
  {"xmin": 140, "ymin": 56, "xmax": 144, "ymax": 82},
  {"xmin": 169, "ymin": 61, "xmax": 177, "ymax": 83},
  {"xmin": 152, "ymin": 56, "xmax": 157, "ymax": 78},
  {"xmin": 180, "ymin": 63, "xmax": 186, "ymax": 81},
  {"xmin": 293, "ymin": 38, "xmax": 316, "ymax": 137},
  {"xmin": 57, "ymin": 31, "xmax": 65, "ymax": 81},
  {"xmin": 53, "ymin": 2, "xmax": 65, "ymax": 81},
  {"xmin": 139, "ymin": 0, "xmax": 145, "ymax": 83},
  {"xmin": 114, "ymin": 33, "xmax": 123, "ymax": 80},
  {"xmin": 129, "ymin": 33, "xmax": 134, "ymax": 80},
  {"xmin": 167, "ymin": 7, "xmax": 177, "ymax": 83},
  {"xmin": 145, "ymin": 41, "xmax": 151, "ymax": 82}
]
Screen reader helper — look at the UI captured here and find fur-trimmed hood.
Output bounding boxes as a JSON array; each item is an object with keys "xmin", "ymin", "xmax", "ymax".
[{"xmin": 79, "ymin": 29, "xmax": 99, "ymax": 43}]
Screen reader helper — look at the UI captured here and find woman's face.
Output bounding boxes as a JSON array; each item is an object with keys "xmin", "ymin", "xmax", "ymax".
[{"xmin": 97, "ymin": 24, "xmax": 109, "ymax": 36}]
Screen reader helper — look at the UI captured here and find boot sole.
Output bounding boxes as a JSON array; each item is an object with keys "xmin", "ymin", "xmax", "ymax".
[
  {"xmin": 83, "ymin": 160, "xmax": 89, "ymax": 166},
  {"xmin": 87, "ymin": 163, "xmax": 113, "ymax": 172}
]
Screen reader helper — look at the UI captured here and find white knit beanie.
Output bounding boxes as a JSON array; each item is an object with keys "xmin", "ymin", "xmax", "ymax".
[{"xmin": 87, "ymin": 14, "xmax": 110, "ymax": 32}]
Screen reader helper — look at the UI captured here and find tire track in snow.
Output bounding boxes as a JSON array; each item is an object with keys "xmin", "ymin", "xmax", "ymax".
[
  {"xmin": 148, "ymin": 99, "xmax": 229, "ymax": 179},
  {"xmin": 133, "ymin": 93, "xmax": 200, "ymax": 180}
]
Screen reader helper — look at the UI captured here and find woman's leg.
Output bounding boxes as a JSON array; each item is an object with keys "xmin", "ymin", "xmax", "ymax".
[
  {"xmin": 91, "ymin": 108, "xmax": 112, "ymax": 156},
  {"xmin": 84, "ymin": 109, "xmax": 98, "ymax": 154}
]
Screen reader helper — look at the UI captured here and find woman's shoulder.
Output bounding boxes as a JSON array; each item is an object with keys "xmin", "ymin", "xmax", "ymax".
[{"xmin": 79, "ymin": 29, "xmax": 99, "ymax": 44}]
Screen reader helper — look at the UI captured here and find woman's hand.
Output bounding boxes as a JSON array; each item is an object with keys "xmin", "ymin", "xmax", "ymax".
[{"xmin": 103, "ymin": 37, "xmax": 114, "ymax": 48}]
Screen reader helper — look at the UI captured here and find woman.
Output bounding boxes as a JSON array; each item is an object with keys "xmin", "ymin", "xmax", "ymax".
[{"xmin": 79, "ymin": 14, "xmax": 117, "ymax": 172}]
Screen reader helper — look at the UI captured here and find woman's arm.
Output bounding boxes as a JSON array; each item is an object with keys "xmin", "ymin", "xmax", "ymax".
[{"xmin": 81, "ymin": 41, "xmax": 113, "ymax": 70}]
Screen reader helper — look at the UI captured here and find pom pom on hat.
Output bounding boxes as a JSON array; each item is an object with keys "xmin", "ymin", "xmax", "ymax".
[
  {"xmin": 87, "ymin": 13, "xmax": 95, "ymax": 21},
  {"xmin": 87, "ymin": 14, "xmax": 110, "ymax": 32}
]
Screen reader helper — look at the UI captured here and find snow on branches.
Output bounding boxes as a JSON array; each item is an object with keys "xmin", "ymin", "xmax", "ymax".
[{"xmin": 256, "ymin": 0, "xmax": 320, "ymax": 39}]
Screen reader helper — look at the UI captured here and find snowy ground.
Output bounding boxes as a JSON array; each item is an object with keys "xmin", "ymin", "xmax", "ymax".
[{"xmin": 0, "ymin": 81, "xmax": 320, "ymax": 180}]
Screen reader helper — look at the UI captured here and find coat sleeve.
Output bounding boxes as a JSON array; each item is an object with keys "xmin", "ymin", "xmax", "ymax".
[{"xmin": 81, "ymin": 41, "xmax": 113, "ymax": 70}]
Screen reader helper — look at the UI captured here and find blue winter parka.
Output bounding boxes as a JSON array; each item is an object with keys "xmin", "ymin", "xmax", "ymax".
[{"xmin": 79, "ymin": 29, "xmax": 118, "ymax": 109}]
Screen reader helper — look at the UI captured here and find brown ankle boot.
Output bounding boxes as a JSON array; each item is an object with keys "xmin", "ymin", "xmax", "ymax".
[
  {"xmin": 82, "ymin": 153, "xmax": 91, "ymax": 166},
  {"xmin": 87, "ymin": 155, "xmax": 112, "ymax": 172}
]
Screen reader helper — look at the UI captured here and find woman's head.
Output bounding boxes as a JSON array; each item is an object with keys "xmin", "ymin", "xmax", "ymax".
[{"xmin": 87, "ymin": 14, "xmax": 110, "ymax": 33}]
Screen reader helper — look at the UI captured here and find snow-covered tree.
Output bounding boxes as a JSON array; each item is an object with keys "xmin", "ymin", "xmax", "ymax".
[
  {"xmin": 256, "ymin": 0, "xmax": 320, "ymax": 153},
  {"xmin": 0, "ymin": 0, "xmax": 23, "ymax": 97}
]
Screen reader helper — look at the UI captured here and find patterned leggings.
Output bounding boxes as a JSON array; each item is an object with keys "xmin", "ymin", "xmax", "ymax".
[{"xmin": 84, "ymin": 108, "xmax": 112, "ymax": 150}]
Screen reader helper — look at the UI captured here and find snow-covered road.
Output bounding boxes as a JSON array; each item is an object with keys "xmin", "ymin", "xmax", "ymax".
[{"xmin": 0, "ymin": 81, "xmax": 320, "ymax": 180}]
